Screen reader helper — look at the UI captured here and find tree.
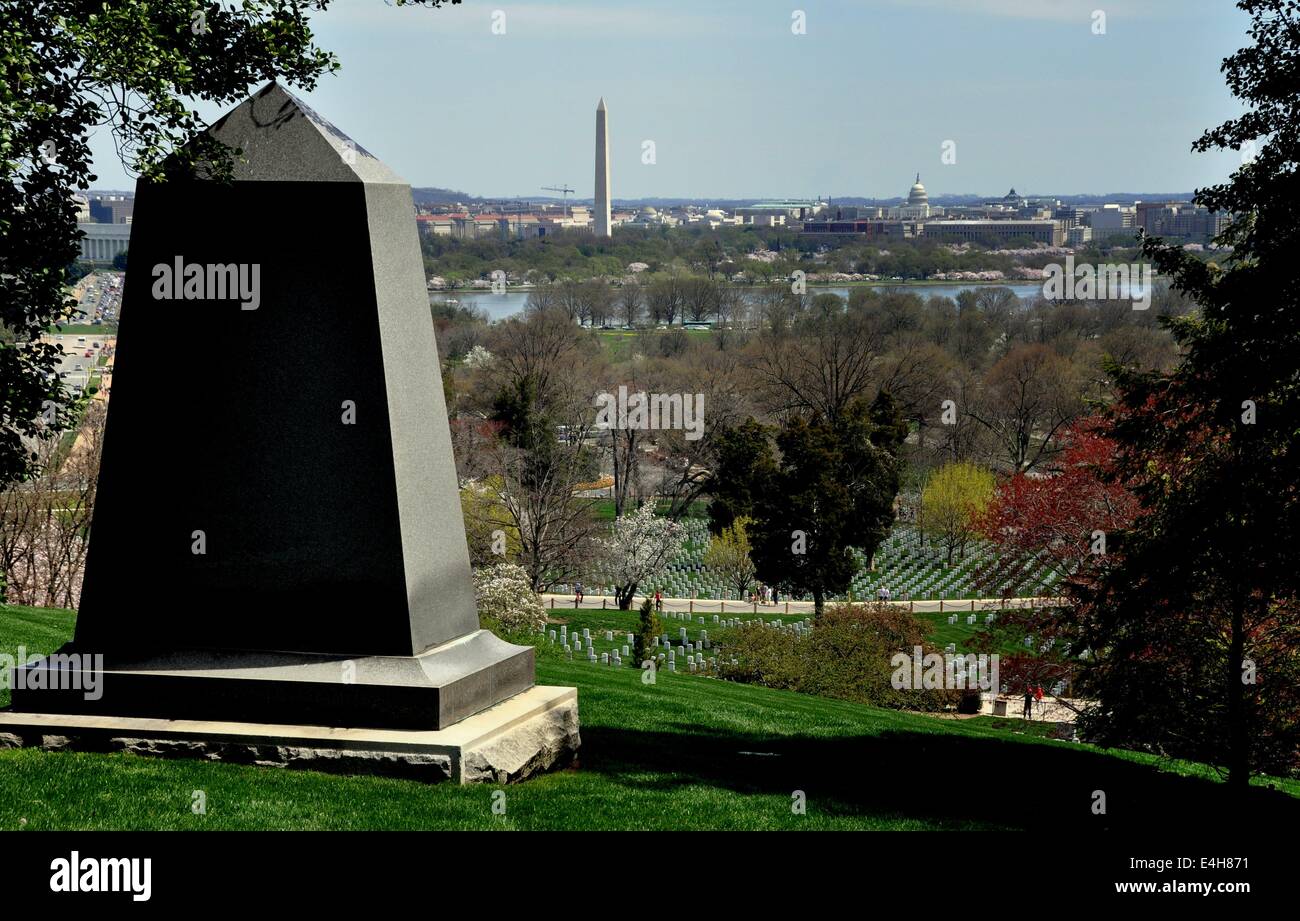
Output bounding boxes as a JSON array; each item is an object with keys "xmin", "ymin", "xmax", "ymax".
[
  {"xmin": 598, "ymin": 502, "xmax": 684, "ymax": 609},
  {"xmin": 971, "ymin": 419, "xmax": 1140, "ymax": 712},
  {"xmin": 968, "ymin": 344, "xmax": 1082, "ymax": 472},
  {"xmin": 754, "ymin": 299, "xmax": 886, "ymax": 423},
  {"xmin": 977, "ymin": 418, "xmax": 1138, "ymax": 596},
  {"xmin": 618, "ymin": 280, "xmax": 645, "ymax": 328},
  {"xmin": 703, "ymin": 517, "xmax": 757, "ymax": 599},
  {"xmin": 646, "ymin": 275, "xmax": 682, "ymax": 325},
  {"xmin": 920, "ymin": 461, "xmax": 995, "ymax": 568},
  {"xmin": 0, "ymin": 397, "xmax": 104, "ymax": 608},
  {"xmin": 633, "ymin": 597, "xmax": 662, "ymax": 666},
  {"xmin": 681, "ymin": 276, "xmax": 721, "ymax": 323},
  {"xmin": 705, "ymin": 419, "xmax": 776, "ymax": 535},
  {"xmin": 0, "ymin": 1, "xmax": 459, "ymax": 489},
  {"xmin": 580, "ymin": 278, "xmax": 615, "ymax": 328},
  {"xmin": 748, "ymin": 397, "xmax": 903, "ymax": 616},
  {"xmin": 480, "ymin": 307, "xmax": 603, "ymax": 590},
  {"xmin": 472, "ymin": 562, "xmax": 547, "ymax": 635},
  {"xmin": 1027, "ymin": 0, "xmax": 1300, "ymax": 786},
  {"xmin": 489, "ymin": 431, "xmax": 601, "ymax": 592},
  {"xmin": 460, "ymin": 477, "xmax": 521, "ymax": 567}
]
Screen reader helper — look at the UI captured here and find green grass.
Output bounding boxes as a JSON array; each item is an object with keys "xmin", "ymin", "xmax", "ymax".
[
  {"xmin": 1, "ymin": 604, "xmax": 1295, "ymax": 830},
  {"xmin": 595, "ymin": 327, "xmax": 712, "ymax": 362},
  {"xmin": 46, "ymin": 323, "xmax": 115, "ymax": 336}
]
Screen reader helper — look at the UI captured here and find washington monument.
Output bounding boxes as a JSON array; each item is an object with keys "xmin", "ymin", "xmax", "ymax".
[{"xmin": 594, "ymin": 97, "xmax": 611, "ymax": 237}]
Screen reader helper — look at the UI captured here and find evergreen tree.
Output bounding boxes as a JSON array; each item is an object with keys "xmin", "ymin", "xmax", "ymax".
[{"xmin": 634, "ymin": 598, "xmax": 662, "ymax": 666}]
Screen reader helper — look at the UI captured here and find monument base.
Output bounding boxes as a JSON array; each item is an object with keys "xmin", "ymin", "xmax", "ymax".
[
  {"xmin": 0, "ymin": 685, "xmax": 578, "ymax": 785},
  {"xmin": 10, "ymin": 629, "xmax": 534, "ymax": 730}
]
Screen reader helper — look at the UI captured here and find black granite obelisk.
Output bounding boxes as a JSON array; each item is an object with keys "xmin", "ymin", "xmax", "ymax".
[{"xmin": 13, "ymin": 83, "xmax": 533, "ymax": 730}]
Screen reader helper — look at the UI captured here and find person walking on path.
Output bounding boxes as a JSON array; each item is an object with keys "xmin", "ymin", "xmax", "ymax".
[
  {"xmin": 1023, "ymin": 685, "xmax": 1034, "ymax": 720},
  {"xmin": 574, "ymin": 581, "xmax": 584, "ymax": 605},
  {"xmin": 654, "ymin": 590, "xmax": 663, "ymax": 613}
]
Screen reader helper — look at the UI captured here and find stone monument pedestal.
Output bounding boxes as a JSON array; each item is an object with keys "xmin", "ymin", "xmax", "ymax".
[
  {"xmin": 0, "ymin": 83, "xmax": 578, "ymax": 784},
  {"xmin": 0, "ymin": 686, "xmax": 578, "ymax": 785}
]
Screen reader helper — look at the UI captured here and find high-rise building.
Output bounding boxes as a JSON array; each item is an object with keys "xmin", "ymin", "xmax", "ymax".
[
  {"xmin": 1089, "ymin": 204, "xmax": 1138, "ymax": 242},
  {"xmin": 594, "ymin": 98, "xmax": 611, "ymax": 237},
  {"xmin": 1135, "ymin": 201, "xmax": 1227, "ymax": 243},
  {"xmin": 89, "ymin": 194, "xmax": 134, "ymax": 224}
]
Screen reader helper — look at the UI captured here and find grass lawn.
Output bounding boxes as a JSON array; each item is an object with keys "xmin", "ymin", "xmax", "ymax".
[
  {"xmin": 595, "ymin": 327, "xmax": 712, "ymax": 362},
  {"xmin": 46, "ymin": 323, "xmax": 115, "ymax": 336},
  {"xmin": 1, "ymin": 604, "xmax": 1295, "ymax": 831}
]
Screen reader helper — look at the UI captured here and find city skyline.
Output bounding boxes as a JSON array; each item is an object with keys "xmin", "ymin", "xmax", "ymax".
[{"xmin": 82, "ymin": 0, "xmax": 1251, "ymax": 200}]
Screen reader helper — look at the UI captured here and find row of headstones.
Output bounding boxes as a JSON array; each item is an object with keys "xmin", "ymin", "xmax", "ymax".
[
  {"xmin": 540, "ymin": 624, "xmax": 747, "ymax": 673},
  {"xmin": 541, "ymin": 625, "xmax": 710, "ymax": 668},
  {"xmin": 947, "ymin": 613, "xmax": 997, "ymax": 625},
  {"xmin": 666, "ymin": 612, "xmax": 812, "ymax": 632},
  {"xmin": 540, "ymin": 616, "xmax": 812, "ymax": 674}
]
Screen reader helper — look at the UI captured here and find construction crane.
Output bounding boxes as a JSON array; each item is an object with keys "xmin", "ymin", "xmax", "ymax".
[{"xmin": 542, "ymin": 184, "xmax": 575, "ymax": 218}]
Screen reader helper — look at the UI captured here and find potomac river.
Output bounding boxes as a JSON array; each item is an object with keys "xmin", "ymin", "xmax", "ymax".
[{"xmin": 434, "ymin": 282, "xmax": 1052, "ymax": 323}]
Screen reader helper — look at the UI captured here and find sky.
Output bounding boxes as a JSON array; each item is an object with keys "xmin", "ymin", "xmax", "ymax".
[{"xmin": 87, "ymin": 0, "xmax": 1253, "ymax": 201}]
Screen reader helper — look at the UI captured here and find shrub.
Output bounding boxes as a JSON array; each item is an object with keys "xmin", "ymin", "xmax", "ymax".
[
  {"xmin": 474, "ymin": 563, "xmax": 547, "ymax": 635},
  {"xmin": 720, "ymin": 603, "xmax": 958, "ymax": 711}
]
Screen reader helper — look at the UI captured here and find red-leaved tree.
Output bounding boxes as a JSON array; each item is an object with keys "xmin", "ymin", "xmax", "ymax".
[{"xmin": 972, "ymin": 417, "xmax": 1140, "ymax": 703}]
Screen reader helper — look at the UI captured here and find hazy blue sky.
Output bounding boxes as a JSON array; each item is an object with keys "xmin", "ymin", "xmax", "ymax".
[{"xmin": 88, "ymin": 0, "xmax": 1252, "ymax": 200}]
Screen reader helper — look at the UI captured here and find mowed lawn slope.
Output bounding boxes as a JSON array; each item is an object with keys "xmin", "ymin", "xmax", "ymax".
[{"xmin": 0, "ymin": 605, "xmax": 1295, "ymax": 831}]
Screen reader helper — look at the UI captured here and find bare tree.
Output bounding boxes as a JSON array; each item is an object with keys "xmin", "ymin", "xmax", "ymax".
[
  {"xmin": 618, "ymin": 279, "xmax": 645, "ymax": 328},
  {"xmin": 753, "ymin": 305, "xmax": 885, "ymax": 423},
  {"xmin": 0, "ymin": 399, "xmax": 104, "ymax": 608},
  {"xmin": 966, "ymin": 344, "xmax": 1083, "ymax": 472},
  {"xmin": 646, "ymin": 274, "xmax": 682, "ymax": 326},
  {"xmin": 489, "ymin": 426, "xmax": 602, "ymax": 592}
]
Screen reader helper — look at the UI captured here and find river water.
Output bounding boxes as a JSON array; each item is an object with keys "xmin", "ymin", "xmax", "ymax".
[{"xmin": 434, "ymin": 281, "xmax": 1069, "ymax": 323}]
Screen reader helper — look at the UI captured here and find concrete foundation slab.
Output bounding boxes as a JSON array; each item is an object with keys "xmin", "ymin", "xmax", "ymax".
[{"xmin": 0, "ymin": 685, "xmax": 578, "ymax": 785}]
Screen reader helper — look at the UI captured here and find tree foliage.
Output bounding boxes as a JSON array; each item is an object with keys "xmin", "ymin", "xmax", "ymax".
[
  {"xmin": 1066, "ymin": 0, "xmax": 1300, "ymax": 784},
  {"xmin": 597, "ymin": 502, "xmax": 684, "ymax": 610},
  {"xmin": 702, "ymin": 516, "xmax": 757, "ymax": 599},
  {"xmin": 920, "ymin": 461, "xmax": 995, "ymax": 568},
  {"xmin": 716, "ymin": 397, "xmax": 903, "ymax": 615}
]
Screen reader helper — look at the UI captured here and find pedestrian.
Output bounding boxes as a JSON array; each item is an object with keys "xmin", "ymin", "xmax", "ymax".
[
  {"xmin": 574, "ymin": 581, "xmax": 584, "ymax": 605},
  {"xmin": 1023, "ymin": 685, "xmax": 1034, "ymax": 720},
  {"xmin": 654, "ymin": 590, "xmax": 663, "ymax": 613}
]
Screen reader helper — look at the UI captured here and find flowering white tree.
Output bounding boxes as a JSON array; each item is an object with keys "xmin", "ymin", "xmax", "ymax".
[
  {"xmin": 598, "ymin": 502, "xmax": 685, "ymax": 609},
  {"xmin": 473, "ymin": 563, "xmax": 548, "ymax": 634},
  {"xmin": 463, "ymin": 344, "xmax": 494, "ymax": 369}
]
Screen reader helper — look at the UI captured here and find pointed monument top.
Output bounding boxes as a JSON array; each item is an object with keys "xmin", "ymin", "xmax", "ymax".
[
  {"xmin": 205, "ymin": 82, "xmax": 406, "ymax": 184},
  {"xmin": 597, "ymin": 97, "xmax": 606, "ymax": 111}
]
